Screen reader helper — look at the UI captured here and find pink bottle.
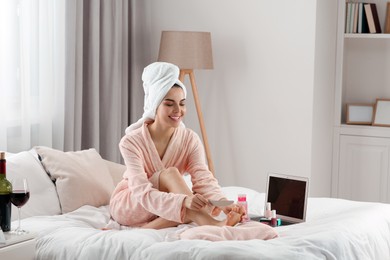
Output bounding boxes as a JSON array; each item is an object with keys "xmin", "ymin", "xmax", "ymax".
[{"xmin": 237, "ymin": 194, "xmax": 249, "ymax": 222}]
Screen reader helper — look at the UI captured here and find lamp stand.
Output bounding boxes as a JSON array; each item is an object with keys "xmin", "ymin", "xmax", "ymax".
[{"xmin": 179, "ymin": 69, "xmax": 215, "ymax": 175}]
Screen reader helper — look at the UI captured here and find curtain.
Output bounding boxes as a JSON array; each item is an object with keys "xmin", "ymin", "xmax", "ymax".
[
  {"xmin": 65, "ymin": 0, "xmax": 129, "ymax": 162},
  {"xmin": 0, "ymin": 0, "xmax": 129, "ymax": 163},
  {"xmin": 0, "ymin": 0, "xmax": 66, "ymax": 152}
]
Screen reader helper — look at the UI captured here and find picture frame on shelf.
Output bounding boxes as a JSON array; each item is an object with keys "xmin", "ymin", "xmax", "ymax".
[
  {"xmin": 372, "ymin": 99, "xmax": 390, "ymax": 127},
  {"xmin": 346, "ymin": 104, "xmax": 374, "ymax": 125}
]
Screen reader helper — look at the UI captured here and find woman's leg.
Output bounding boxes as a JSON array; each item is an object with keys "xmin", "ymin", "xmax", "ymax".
[
  {"xmin": 142, "ymin": 167, "xmax": 241, "ymax": 229},
  {"xmin": 141, "ymin": 217, "xmax": 181, "ymax": 229}
]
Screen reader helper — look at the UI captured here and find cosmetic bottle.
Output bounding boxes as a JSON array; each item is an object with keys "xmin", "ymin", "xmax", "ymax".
[
  {"xmin": 270, "ymin": 210, "xmax": 277, "ymax": 227},
  {"xmin": 237, "ymin": 194, "xmax": 249, "ymax": 222},
  {"xmin": 264, "ymin": 202, "xmax": 272, "ymax": 219}
]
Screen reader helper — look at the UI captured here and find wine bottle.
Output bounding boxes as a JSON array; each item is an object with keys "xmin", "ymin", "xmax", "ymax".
[{"xmin": 0, "ymin": 152, "xmax": 12, "ymax": 232}]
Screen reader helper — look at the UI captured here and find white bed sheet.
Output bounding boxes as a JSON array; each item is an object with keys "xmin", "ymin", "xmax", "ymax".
[{"xmin": 20, "ymin": 194, "xmax": 390, "ymax": 260}]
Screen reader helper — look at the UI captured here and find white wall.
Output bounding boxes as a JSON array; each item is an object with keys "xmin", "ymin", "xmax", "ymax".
[
  {"xmin": 311, "ymin": 1, "xmax": 337, "ymax": 197},
  {"xmin": 131, "ymin": 0, "xmax": 337, "ymax": 196}
]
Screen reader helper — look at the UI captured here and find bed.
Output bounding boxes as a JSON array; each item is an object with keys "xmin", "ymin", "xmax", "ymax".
[{"xmin": 6, "ymin": 147, "xmax": 390, "ymax": 260}]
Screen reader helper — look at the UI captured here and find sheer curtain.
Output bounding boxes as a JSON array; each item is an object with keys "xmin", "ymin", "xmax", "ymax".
[
  {"xmin": 1, "ymin": 0, "xmax": 129, "ymax": 163},
  {"xmin": 0, "ymin": 0, "xmax": 66, "ymax": 152}
]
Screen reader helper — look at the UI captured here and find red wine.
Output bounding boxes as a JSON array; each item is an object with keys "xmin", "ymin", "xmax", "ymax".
[
  {"xmin": 10, "ymin": 191, "xmax": 30, "ymax": 207},
  {"xmin": 0, "ymin": 193, "xmax": 11, "ymax": 231}
]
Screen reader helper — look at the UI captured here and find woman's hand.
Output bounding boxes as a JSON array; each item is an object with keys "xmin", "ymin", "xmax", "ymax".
[
  {"xmin": 211, "ymin": 202, "xmax": 246, "ymax": 218},
  {"xmin": 222, "ymin": 203, "xmax": 246, "ymax": 217},
  {"xmin": 184, "ymin": 194, "xmax": 208, "ymax": 211}
]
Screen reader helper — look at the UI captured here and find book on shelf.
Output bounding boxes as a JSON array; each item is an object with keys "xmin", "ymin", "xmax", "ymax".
[
  {"xmin": 385, "ymin": 2, "xmax": 390, "ymax": 33},
  {"xmin": 350, "ymin": 2, "xmax": 356, "ymax": 33},
  {"xmin": 357, "ymin": 3, "xmax": 368, "ymax": 33},
  {"xmin": 359, "ymin": 2, "xmax": 369, "ymax": 33},
  {"xmin": 345, "ymin": 2, "xmax": 350, "ymax": 33},
  {"xmin": 357, "ymin": 2, "xmax": 363, "ymax": 33},
  {"xmin": 370, "ymin": 3, "xmax": 382, "ymax": 33},
  {"xmin": 364, "ymin": 3, "xmax": 381, "ymax": 33},
  {"xmin": 345, "ymin": 1, "xmax": 378, "ymax": 34},
  {"xmin": 353, "ymin": 2, "xmax": 359, "ymax": 33},
  {"xmin": 364, "ymin": 3, "xmax": 376, "ymax": 33},
  {"xmin": 345, "ymin": 2, "xmax": 355, "ymax": 33}
]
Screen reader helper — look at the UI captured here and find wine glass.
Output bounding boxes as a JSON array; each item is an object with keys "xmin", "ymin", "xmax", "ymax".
[{"xmin": 10, "ymin": 178, "xmax": 30, "ymax": 235}]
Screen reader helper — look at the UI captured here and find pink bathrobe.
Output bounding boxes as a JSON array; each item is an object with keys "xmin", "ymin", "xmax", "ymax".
[{"xmin": 109, "ymin": 123, "xmax": 226, "ymax": 227}]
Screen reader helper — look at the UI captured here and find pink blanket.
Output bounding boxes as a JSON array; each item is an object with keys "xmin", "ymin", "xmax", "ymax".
[{"xmin": 179, "ymin": 221, "xmax": 278, "ymax": 241}]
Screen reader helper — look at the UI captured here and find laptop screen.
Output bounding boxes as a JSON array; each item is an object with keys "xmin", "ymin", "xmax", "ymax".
[{"xmin": 266, "ymin": 173, "xmax": 309, "ymax": 223}]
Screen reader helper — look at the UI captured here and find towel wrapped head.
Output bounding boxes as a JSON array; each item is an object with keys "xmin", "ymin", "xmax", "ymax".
[{"xmin": 125, "ymin": 62, "xmax": 187, "ymax": 133}]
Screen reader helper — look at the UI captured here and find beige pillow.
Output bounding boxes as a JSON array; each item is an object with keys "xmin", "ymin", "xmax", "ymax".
[
  {"xmin": 103, "ymin": 159, "xmax": 126, "ymax": 186},
  {"xmin": 35, "ymin": 146, "xmax": 115, "ymax": 213}
]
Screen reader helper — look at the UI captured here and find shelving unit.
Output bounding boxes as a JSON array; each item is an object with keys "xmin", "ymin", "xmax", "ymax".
[
  {"xmin": 332, "ymin": 0, "xmax": 390, "ymax": 203},
  {"xmin": 345, "ymin": 33, "xmax": 390, "ymax": 38}
]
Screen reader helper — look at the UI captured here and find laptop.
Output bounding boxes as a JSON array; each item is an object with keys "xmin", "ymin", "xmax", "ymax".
[{"xmin": 251, "ymin": 173, "xmax": 309, "ymax": 226}]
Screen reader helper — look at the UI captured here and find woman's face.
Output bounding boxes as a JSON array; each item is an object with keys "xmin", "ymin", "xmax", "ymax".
[{"xmin": 155, "ymin": 86, "xmax": 186, "ymax": 129}]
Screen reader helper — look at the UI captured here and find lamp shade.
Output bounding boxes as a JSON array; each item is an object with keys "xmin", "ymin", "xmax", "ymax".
[{"xmin": 158, "ymin": 31, "xmax": 213, "ymax": 70}]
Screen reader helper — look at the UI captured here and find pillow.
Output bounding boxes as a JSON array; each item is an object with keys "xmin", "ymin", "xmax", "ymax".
[
  {"xmin": 35, "ymin": 146, "xmax": 115, "ymax": 213},
  {"xmin": 179, "ymin": 221, "xmax": 278, "ymax": 241},
  {"xmin": 6, "ymin": 149, "xmax": 61, "ymax": 221},
  {"xmin": 103, "ymin": 159, "xmax": 126, "ymax": 186}
]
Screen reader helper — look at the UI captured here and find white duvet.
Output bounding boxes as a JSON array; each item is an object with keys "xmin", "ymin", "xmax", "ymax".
[{"xmin": 20, "ymin": 190, "xmax": 390, "ymax": 260}]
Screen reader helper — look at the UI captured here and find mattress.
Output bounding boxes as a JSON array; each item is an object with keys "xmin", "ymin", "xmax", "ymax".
[{"xmin": 19, "ymin": 187, "xmax": 390, "ymax": 260}]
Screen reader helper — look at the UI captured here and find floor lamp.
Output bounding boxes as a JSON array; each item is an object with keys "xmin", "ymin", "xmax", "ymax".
[{"xmin": 158, "ymin": 31, "xmax": 215, "ymax": 175}]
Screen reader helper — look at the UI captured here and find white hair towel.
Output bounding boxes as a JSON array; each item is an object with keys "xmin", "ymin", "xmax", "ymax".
[{"xmin": 125, "ymin": 62, "xmax": 187, "ymax": 134}]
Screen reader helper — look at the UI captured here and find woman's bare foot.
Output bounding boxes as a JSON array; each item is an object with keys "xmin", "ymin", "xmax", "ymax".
[{"xmin": 220, "ymin": 211, "xmax": 242, "ymax": 227}]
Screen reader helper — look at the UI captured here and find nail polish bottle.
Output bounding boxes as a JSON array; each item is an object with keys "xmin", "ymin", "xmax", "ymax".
[
  {"xmin": 264, "ymin": 202, "xmax": 272, "ymax": 219},
  {"xmin": 270, "ymin": 210, "xmax": 277, "ymax": 227}
]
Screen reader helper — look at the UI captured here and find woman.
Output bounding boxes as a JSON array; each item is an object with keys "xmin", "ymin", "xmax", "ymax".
[{"xmin": 109, "ymin": 62, "xmax": 244, "ymax": 229}]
